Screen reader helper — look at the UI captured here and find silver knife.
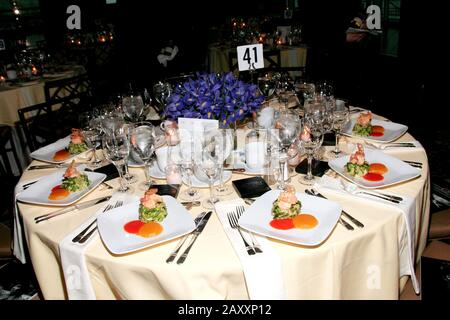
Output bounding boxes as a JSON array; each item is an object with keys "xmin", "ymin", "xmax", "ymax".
[
  {"xmin": 28, "ymin": 164, "xmax": 67, "ymax": 170},
  {"xmin": 166, "ymin": 211, "xmax": 209, "ymax": 263},
  {"xmin": 176, "ymin": 211, "xmax": 213, "ymax": 264},
  {"xmin": 34, "ymin": 196, "xmax": 112, "ymax": 224},
  {"xmin": 309, "ymin": 190, "xmax": 364, "ymax": 228}
]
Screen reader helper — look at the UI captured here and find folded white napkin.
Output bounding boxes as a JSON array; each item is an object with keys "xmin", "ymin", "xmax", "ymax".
[
  {"xmin": 313, "ymin": 175, "xmax": 420, "ymax": 294},
  {"xmin": 59, "ymin": 193, "xmax": 139, "ymax": 300},
  {"xmin": 12, "ymin": 179, "xmax": 39, "ymax": 264},
  {"xmin": 214, "ymin": 199, "xmax": 286, "ymax": 300}
]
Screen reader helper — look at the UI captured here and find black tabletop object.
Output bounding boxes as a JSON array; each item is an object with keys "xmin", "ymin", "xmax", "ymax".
[{"xmin": 232, "ymin": 176, "xmax": 271, "ymax": 199}]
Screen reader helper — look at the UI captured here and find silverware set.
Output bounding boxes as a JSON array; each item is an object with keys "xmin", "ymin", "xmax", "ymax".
[
  {"xmin": 236, "ymin": 206, "xmax": 262, "ymax": 253},
  {"xmin": 366, "ymin": 142, "xmax": 416, "ymax": 150},
  {"xmin": 404, "ymin": 160, "xmax": 423, "ymax": 169},
  {"xmin": 28, "ymin": 163, "xmax": 67, "ymax": 170},
  {"xmin": 166, "ymin": 211, "xmax": 212, "ymax": 264},
  {"xmin": 21, "ymin": 180, "xmax": 38, "ymax": 190},
  {"xmin": 34, "ymin": 196, "xmax": 112, "ymax": 224},
  {"xmin": 227, "ymin": 206, "xmax": 263, "ymax": 255},
  {"xmin": 305, "ymin": 189, "xmax": 364, "ymax": 231},
  {"xmin": 72, "ymin": 200, "xmax": 123, "ymax": 244}
]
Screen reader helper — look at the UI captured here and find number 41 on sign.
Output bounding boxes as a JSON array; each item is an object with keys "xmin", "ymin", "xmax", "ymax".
[{"xmin": 236, "ymin": 44, "xmax": 264, "ymax": 72}]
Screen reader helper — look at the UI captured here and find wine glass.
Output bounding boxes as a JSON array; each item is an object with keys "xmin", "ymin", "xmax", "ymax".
[
  {"xmin": 153, "ymin": 81, "xmax": 172, "ymax": 112},
  {"xmin": 82, "ymin": 127, "xmax": 103, "ymax": 169},
  {"xmin": 298, "ymin": 121, "xmax": 324, "ymax": 185},
  {"xmin": 130, "ymin": 125, "xmax": 156, "ymax": 191},
  {"xmin": 213, "ymin": 129, "xmax": 234, "ymax": 196},
  {"xmin": 168, "ymin": 132, "xmax": 201, "ymax": 201},
  {"xmin": 274, "ymin": 112, "xmax": 301, "ymax": 189},
  {"xmin": 102, "ymin": 133, "xmax": 133, "ymax": 193},
  {"xmin": 117, "ymin": 123, "xmax": 138, "ymax": 184},
  {"xmin": 331, "ymin": 104, "xmax": 350, "ymax": 157},
  {"xmin": 122, "ymin": 95, "xmax": 144, "ymax": 123},
  {"xmin": 198, "ymin": 135, "xmax": 221, "ymax": 209},
  {"xmin": 257, "ymin": 74, "xmax": 276, "ymax": 99}
]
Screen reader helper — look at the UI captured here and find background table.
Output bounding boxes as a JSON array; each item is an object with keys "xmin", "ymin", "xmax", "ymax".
[
  {"xmin": 16, "ymin": 115, "xmax": 430, "ymax": 299},
  {"xmin": 208, "ymin": 44, "xmax": 308, "ymax": 74},
  {"xmin": 0, "ymin": 66, "xmax": 86, "ymax": 126},
  {"xmin": 0, "ymin": 66, "xmax": 85, "ymax": 175}
]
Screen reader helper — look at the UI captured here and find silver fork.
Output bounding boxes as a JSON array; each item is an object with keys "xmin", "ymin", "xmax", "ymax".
[
  {"xmin": 227, "ymin": 212, "xmax": 255, "ymax": 255},
  {"xmin": 236, "ymin": 206, "xmax": 262, "ymax": 253},
  {"xmin": 74, "ymin": 200, "xmax": 123, "ymax": 244}
]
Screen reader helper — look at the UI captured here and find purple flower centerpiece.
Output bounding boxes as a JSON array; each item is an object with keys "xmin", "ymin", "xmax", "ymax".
[{"xmin": 163, "ymin": 72, "xmax": 264, "ymax": 128}]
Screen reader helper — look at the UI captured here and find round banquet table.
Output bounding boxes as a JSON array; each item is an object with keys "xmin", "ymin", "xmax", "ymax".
[
  {"xmin": 16, "ymin": 113, "xmax": 430, "ymax": 300},
  {"xmin": 208, "ymin": 43, "xmax": 308, "ymax": 74},
  {"xmin": 0, "ymin": 66, "xmax": 86, "ymax": 126}
]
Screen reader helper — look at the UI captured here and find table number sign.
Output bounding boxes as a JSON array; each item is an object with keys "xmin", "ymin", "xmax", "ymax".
[{"xmin": 237, "ymin": 44, "xmax": 264, "ymax": 71}]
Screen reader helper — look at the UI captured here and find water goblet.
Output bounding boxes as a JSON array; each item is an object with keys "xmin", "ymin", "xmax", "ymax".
[
  {"xmin": 102, "ymin": 133, "xmax": 134, "ymax": 193},
  {"xmin": 122, "ymin": 94, "xmax": 144, "ymax": 123},
  {"xmin": 198, "ymin": 138, "xmax": 221, "ymax": 209},
  {"xmin": 331, "ymin": 105, "xmax": 350, "ymax": 157},
  {"xmin": 298, "ymin": 122, "xmax": 324, "ymax": 185},
  {"xmin": 130, "ymin": 125, "xmax": 156, "ymax": 191},
  {"xmin": 82, "ymin": 128, "xmax": 103, "ymax": 169}
]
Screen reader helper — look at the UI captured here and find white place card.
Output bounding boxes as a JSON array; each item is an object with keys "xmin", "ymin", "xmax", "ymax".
[{"xmin": 237, "ymin": 44, "xmax": 264, "ymax": 71}]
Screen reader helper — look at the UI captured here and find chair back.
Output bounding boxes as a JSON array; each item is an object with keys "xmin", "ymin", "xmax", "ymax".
[
  {"xmin": 18, "ymin": 93, "xmax": 91, "ymax": 152},
  {"xmin": 44, "ymin": 73, "xmax": 92, "ymax": 110}
]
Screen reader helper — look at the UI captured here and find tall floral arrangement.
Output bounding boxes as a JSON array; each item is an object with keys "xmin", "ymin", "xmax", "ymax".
[{"xmin": 163, "ymin": 72, "xmax": 264, "ymax": 127}]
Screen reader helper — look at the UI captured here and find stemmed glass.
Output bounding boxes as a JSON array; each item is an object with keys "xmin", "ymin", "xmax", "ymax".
[
  {"xmin": 122, "ymin": 95, "xmax": 145, "ymax": 123},
  {"xmin": 82, "ymin": 126, "xmax": 103, "ymax": 169},
  {"xmin": 298, "ymin": 120, "xmax": 324, "ymax": 185},
  {"xmin": 117, "ymin": 123, "xmax": 138, "ymax": 184},
  {"xmin": 168, "ymin": 132, "xmax": 201, "ymax": 201},
  {"xmin": 331, "ymin": 104, "xmax": 350, "ymax": 157},
  {"xmin": 257, "ymin": 74, "xmax": 276, "ymax": 99},
  {"xmin": 198, "ymin": 134, "xmax": 221, "ymax": 209},
  {"xmin": 153, "ymin": 81, "xmax": 172, "ymax": 112},
  {"xmin": 130, "ymin": 125, "xmax": 156, "ymax": 191},
  {"xmin": 102, "ymin": 133, "xmax": 133, "ymax": 193},
  {"xmin": 274, "ymin": 112, "xmax": 300, "ymax": 189},
  {"xmin": 213, "ymin": 129, "xmax": 234, "ymax": 196}
]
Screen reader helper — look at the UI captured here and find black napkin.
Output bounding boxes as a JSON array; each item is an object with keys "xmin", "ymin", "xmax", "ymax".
[
  {"xmin": 86, "ymin": 163, "xmax": 119, "ymax": 182},
  {"xmin": 322, "ymin": 132, "xmax": 336, "ymax": 146},
  {"xmin": 232, "ymin": 177, "xmax": 271, "ymax": 199},
  {"xmin": 148, "ymin": 184, "xmax": 181, "ymax": 198},
  {"xmin": 295, "ymin": 159, "xmax": 330, "ymax": 177}
]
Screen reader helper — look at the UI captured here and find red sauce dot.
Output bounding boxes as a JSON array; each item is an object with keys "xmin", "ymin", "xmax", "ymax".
[
  {"xmin": 124, "ymin": 220, "xmax": 145, "ymax": 234},
  {"xmin": 270, "ymin": 219, "xmax": 295, "ymax": 230},
  {"xmin": 363, "ymin": 173, "xmax": 384, "ymax": 181},
  {"xmin": 51, "ymin": 185, "xmax": 62, "ymax": 192},
  {"xmin": 370, "ymin": 132, "xmax": 384, "ymax": 137}
]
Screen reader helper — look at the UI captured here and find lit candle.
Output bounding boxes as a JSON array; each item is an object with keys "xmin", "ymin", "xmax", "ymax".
[
  {"xmin": 31, "ymin": 66, "xmax": 38, "ymax": 75},
  {"xmin": 165, "ymin": 164, "xmax": 182, "ymax": 184}
]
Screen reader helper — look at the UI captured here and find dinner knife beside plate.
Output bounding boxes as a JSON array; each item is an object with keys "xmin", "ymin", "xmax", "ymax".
[{"xmin": 34, "ymin": 196, "xmax": 112, "ymax": 223}]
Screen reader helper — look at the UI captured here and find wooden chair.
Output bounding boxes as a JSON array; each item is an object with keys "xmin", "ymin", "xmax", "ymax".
[
  {"xmin": 44, "ymin": 73, "xmax": 92, "ymax": 108},
  {"xmin": 0, "ymin": 223, "xmax": 12, "ymax": 260},
  {"xmin": 17, "ymin": 94, "xmax": 91, "ymax": 152},
  {"xmin": 428, "ymin": 209, "xmax": 450, "ymax": 240},
  {"xmin": 0, "ymin": 125, "xmax": 22, "ymax": 176}
]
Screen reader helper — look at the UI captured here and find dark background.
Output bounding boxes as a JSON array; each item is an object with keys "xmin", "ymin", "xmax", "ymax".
[{"xmin": 5, "ymin": 0, "xmax": 434, "ymax": 173}]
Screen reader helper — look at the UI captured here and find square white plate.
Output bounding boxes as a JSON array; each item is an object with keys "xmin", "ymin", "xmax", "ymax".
[
  {"xmin": 30, "ymin": 136, "xmax": 91, "ymax": 164},
  {"xmin": 238, "ymin": 190, "xmax": 341, "ymax": 246},
  {"xmin": 328, "ymin": 149, "xmax": 421, "ymax": 189},
  {"xmin": 97, "ymin": 196, "xmax": 196, "ymax": 254},
  {"xmin": 17, "ymin": 170, "xmax": 106, "ymax": 206},
  {"xmin": 341, "ymin": 117, "xmax": 408, "ymax": 143}
]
